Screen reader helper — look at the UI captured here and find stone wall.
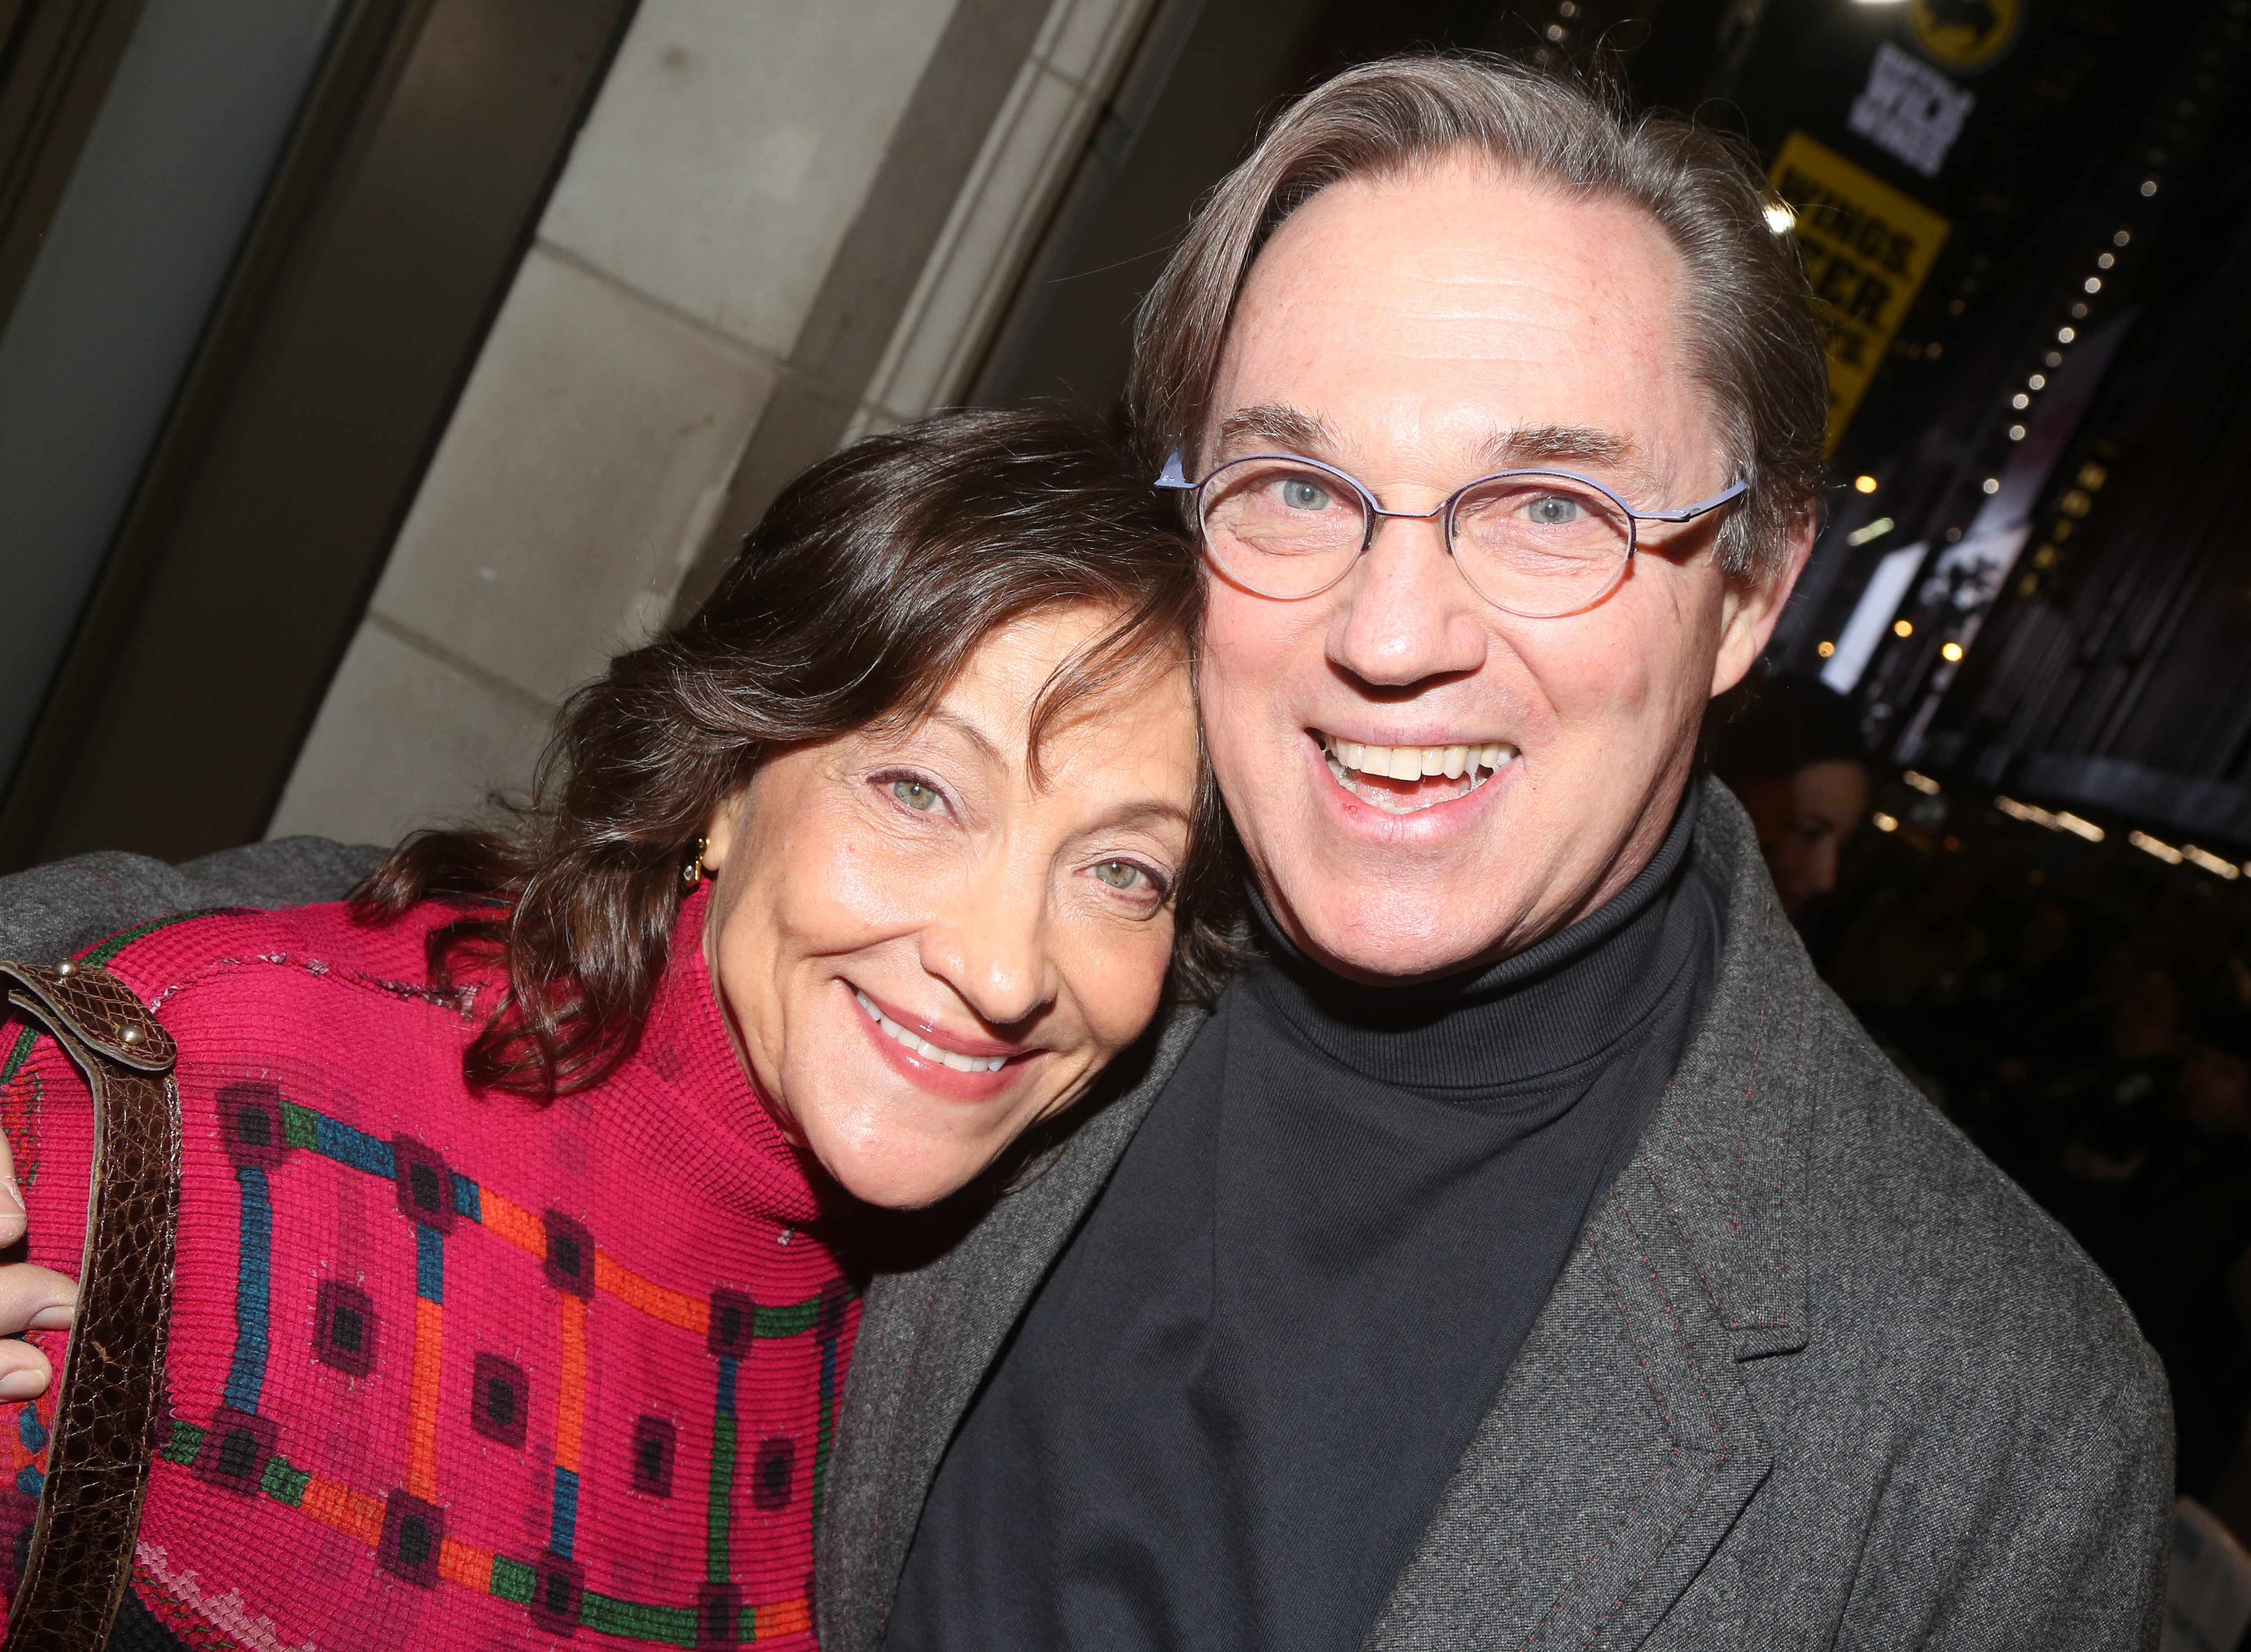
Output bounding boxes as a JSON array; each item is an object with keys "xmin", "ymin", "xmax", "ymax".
[{"xmin": 271, "ymin": 0, "xmax": 1152, "ymax": 846}]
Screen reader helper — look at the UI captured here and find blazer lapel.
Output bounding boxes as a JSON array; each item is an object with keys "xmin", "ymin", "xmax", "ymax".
[
  {"xmin": 1365, "ymin": 780, "xmax": 1815, "ymax": 1650},
  {"xmin": 816, "ymin": 1005, "xmax": 1208, "ymax": 1652},
  {"xmin": 1361, "ymin": 1192, "xmax": 1775, "ymax": 1651}
]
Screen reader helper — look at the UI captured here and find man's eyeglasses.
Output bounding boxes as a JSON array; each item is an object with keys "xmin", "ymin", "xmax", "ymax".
[{"xmin": 1156, "ymin": 450, "xmax": 1749, "ymax": 619}]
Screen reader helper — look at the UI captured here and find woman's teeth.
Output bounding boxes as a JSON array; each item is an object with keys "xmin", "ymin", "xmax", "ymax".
[
  {"xmin": 1320, "ymin": 734, "xmax": 1516, "ymax": 812},
  {"xmin": 855, "ymin": 989, "xmax": 1008, "ymax": 1073}
]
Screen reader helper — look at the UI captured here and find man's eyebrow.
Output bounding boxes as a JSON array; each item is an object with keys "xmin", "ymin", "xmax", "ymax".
[
  {"xmin": 1216, "ymin": 412, "xmax": 1642, "ymax": 476},
  {"xmin": 1481, "ymin": 424, "xmax": 1639, "ymax": 471},
  {"xmin": 1213, "ymin": 403, "xmax": 1343, "ymax": 458},
  {"xmin": 1211, "ymin": 412, "xmax": 1659, "ymax": 497}
]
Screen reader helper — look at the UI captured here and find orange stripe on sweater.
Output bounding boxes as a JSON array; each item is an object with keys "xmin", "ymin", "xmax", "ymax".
[
  {"xmin": 478, "ymin": 1188, "xmax": 547, "ymax": 1257},
  {"xmin": 438, "ymin": 1536, "xmax": 492, "ymax": 1589},
  {"xmin": 556, "ymin": 1292, "xmax": 588, "ymax": 1474},
  {"xmin": 299, "ymin": 1475, "xmax": 385, "ymax": 1546},
  {"xmin": 482, "ymin": 1186, "xmax": 712, "ymax": 1338},
  {"xmin": 757, "ymin": 1598, "xmax": 813, "ymax": 1640},
  {"xmin": 406, "ymin": 1296, "xmax": 444, "ymax": 1500},
  {"xmin": 594, "ymin": 1251, "xmax": 709, "ymax": 1335}
]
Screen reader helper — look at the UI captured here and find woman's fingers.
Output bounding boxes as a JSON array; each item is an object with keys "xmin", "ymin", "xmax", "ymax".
[
  {"xmin": 0, "ymin": 1262, "xmax": 74, "ymax": 1400},
  {"xmin": 0, "ymin": 1265, "xmax": 75, "ymax": 1331},
  {"xmin": 0, "ymin": 1335, "xmax": 53, "ymax": 1401},
  {"xmin": 0, "ymin": 1125, "xmax": 22, "ymax": 1249},
  {"xmin": 0, "ymin": 1263, "xmax": 76, "ymax": 1334}
]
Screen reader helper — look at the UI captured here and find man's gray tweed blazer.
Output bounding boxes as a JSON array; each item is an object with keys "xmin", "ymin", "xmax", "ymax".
[{"xmin": 0, "ymin": 780, "xmax": 2173, "ymax": 1649}]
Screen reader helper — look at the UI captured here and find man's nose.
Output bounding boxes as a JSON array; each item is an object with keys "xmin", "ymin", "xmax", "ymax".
[
  {"xmin": 918, "ymin": 870, "xmax": 1055, "ymax": 1029},
  {"xmin": 1326, "ymin": 512, "xmax": 1490, "ymax": 687}
]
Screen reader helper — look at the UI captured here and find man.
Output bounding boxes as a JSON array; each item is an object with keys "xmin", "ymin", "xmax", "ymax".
[
  {"xmin": 1711, "ymin": 673, "xmax": 1873, "ymax": 919},
  {"xmin": 2, "ymin": 54, "xmax": 2170, "ymax": 1651},
  {"xmin": 841, "ymin": 57, "xmax": 2170, "ymax": 1652}
]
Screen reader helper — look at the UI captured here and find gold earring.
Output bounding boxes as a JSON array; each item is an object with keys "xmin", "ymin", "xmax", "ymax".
[{"xmin": 681, "ymin": 836, "xmax": 708, "ymax": 892}]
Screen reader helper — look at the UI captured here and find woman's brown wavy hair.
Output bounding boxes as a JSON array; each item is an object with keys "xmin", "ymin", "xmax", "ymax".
[{"xmin": 353, "ymin": 408, "xmax": 1237, "ymax": 1100}]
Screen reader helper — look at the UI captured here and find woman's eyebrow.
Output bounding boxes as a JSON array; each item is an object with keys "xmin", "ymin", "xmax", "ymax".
[
  {"xmin": 920, "ymin": 708, "xmax": 1006, "ymax": 766},
  {"xmin": 1090, "ymin": 800, "xmax": 1195, "ymax": 833}
]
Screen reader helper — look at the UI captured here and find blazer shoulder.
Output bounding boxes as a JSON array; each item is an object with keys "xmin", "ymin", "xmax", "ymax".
[{"xmin": 1798, "ymin": 985, "xmax": 2164, "ymax": 1409}]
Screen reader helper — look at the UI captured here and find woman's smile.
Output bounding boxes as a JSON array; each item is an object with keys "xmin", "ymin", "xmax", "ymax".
[{"xmin": 848, "ymin": 982, "xmax": 1042, "ymax": 1102}]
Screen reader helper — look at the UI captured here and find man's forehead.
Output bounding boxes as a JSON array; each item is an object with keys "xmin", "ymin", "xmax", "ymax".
[
  {"xmin": 1207, "ymin": 164, "xmax": 1696, "ymax": 482},
  {"xmin": 1236, "ymin": 162, "xmax": 1682, "ymax": 335}
]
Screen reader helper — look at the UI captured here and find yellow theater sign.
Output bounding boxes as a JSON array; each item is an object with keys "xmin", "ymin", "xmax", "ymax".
[{"xmin": 1770, "ymin": 132, "xmax": 1951, "ymax": 452}]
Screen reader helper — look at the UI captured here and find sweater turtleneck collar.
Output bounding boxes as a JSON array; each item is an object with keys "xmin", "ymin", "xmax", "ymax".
[
  {"xmin": 1245, "ymin": 787, "xmax": 1710, "ymax": 1094},
  {"xmin": 628, "ymin": 883, "xmax": 836, "ymax": 1228}
]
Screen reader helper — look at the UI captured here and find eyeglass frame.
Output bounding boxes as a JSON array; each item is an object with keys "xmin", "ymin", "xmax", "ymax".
[{"xmin": 1154, "ymin": 448, "xmax": 1751, "ymax": 618}]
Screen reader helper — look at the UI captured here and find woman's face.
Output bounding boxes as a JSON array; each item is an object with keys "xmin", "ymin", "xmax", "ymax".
[{"xmin": 701, "ymin": 606, "xmax": 1199, "ymax": 1208}]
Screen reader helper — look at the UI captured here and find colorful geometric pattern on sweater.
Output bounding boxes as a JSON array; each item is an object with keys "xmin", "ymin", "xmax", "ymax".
[{"xmin": 0, "ymin": 892, "xmax": 858, "ymax": 1649}]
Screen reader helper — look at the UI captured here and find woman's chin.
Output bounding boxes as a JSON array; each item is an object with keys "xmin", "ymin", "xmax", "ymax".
[{"xmin": 811, "ymin": 1135, "xmax": 1001, "ymax": 1211}]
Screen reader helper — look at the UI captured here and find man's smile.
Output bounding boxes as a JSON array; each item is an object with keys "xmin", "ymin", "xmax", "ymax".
[{"xmin": 1316, "ymin": 730, "xmax": 1518, "ymax": 815}]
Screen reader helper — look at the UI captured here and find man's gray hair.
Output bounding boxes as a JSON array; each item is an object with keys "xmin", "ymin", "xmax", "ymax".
[{"xmin": 1128, "ymin": 54, "xmax": 1830, "ymax": 579}]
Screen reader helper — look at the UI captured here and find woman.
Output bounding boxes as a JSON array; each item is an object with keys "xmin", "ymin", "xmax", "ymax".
[{"xmin": 0, "ymin": 410, "xmax": 1233, "ymax": 1647}]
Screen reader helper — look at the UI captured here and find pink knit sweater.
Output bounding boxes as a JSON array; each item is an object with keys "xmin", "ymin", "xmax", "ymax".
[{"xmin": 0, "ymin": 887, "xmax": 858, "ymax": 1648}]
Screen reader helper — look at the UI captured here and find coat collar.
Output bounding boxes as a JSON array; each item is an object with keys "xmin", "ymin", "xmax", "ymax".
[
  {"xmin": 818, "ymin": 777, "xmax": 1816, "ymax": 1652},
  {"xmin": 1624, "ymin": 773, "xmax": 1813, "ymax": 1362}
]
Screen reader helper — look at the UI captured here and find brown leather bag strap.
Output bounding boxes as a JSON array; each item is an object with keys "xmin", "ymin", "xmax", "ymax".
[{"xmin": 0, "ymin": 960, "xmax": 181, "ymax": 1652}]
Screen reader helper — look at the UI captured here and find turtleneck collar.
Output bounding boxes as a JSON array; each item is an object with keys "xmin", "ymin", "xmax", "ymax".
[
  {"xmin": 629, "ymin": 883, "xmax": 834, "ymax": 1227},
  {"xmin": 1246, "ymin": 788, "xmax": 1709, "ymax": 1093}
]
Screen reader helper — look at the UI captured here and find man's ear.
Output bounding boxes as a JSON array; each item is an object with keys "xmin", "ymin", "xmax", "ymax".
[{"xmin": 1711, "ymin": 510, "xmax": 1816, "ymax": 698}]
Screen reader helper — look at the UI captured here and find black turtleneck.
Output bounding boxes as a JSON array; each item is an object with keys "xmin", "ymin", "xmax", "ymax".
[{"xmin": 886, "ymin": 795, "xmax": 1725, "ymax": 1652}]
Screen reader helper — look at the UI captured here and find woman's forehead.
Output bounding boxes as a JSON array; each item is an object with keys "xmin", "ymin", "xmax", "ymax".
[
  {"xmin": 874, "ymin": 628, "xmax": 1195, "ymax": 809},
  {"xmin": 931, "ymin": 608, "xmax": 1190, "ymax": 742}
]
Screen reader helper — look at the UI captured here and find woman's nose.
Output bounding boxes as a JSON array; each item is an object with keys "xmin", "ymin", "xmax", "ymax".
[{"xmin": 917, "ymin": 875, "xmax": 1055, "ymax": 1029}]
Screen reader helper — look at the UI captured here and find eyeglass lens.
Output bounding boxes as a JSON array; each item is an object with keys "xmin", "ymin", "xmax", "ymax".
[{"xmin": 1198, "ymin": 457, "xmax": 1633, "ymax": 617}]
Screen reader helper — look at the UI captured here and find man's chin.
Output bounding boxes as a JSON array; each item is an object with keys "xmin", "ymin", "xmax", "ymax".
[{"xmin": 1284, "ymin": 892, "xmax": 1530, "ymax": 985}]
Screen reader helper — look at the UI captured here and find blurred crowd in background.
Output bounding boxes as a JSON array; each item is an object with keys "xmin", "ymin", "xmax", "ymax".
[{"xmin": 1718, "ymin": 676, "xmax": 2251, "ymax": 1548}]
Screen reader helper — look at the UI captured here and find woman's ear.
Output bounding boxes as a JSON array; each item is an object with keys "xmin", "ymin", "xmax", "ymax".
[{"xmin": 701, "ymin": 788, "xmax": 747, "ymax": 872}]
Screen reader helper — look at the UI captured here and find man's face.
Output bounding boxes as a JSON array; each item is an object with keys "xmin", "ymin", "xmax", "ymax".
[{"xmin": 1198, "ymin": 155, "xmax": 1806, "ymax": 982}]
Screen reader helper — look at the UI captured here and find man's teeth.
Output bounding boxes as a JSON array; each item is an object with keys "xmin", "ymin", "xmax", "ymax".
[
  {"xmin": 1321, "ymin": 736, "xmax": 1516, "ymax": 784},
  {"xmin": 854, "ymin": 989, "xmax": 1007, "ymax": 1073}
]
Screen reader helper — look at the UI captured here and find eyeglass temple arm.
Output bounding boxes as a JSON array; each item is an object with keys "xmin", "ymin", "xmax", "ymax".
[
  {"xmin": 1155, "ymin": 449, "xmax": 1194, "ymax": 489},
  {"xmin": 1634, "ymin": 476, "xmax": 1749, "ymax": 524}
]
